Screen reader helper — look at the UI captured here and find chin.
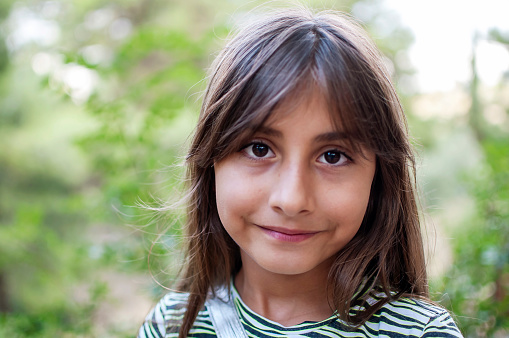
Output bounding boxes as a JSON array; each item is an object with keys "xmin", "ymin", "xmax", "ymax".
[{"xmin": 257, "ymin": 258, "xmax": 328, "ymax": 276}]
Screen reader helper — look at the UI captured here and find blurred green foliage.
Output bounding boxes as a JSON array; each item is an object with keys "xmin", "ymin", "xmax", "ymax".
[
  {"xmin": 442, "ymin": 138, "xmax": 509, "ymax": 336},
  {"xmin": 432, "ymin": 31, "xmax": 509, "ymax": 337},
  {"xmin": 0, "ymin": 0, "xmax": 508, "ymax": 337}
]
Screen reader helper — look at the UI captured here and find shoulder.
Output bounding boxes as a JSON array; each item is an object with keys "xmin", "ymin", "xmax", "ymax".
[
  {"xmin": 137, "ymin": 291, "xmax": 216, "ymax": 338},
  {"xmin": 368, "ymin": 297, "xmax": 463, "ymax": 337}
]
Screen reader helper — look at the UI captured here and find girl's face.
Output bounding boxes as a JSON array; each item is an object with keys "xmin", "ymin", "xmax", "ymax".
[{"xmin": 214, "ymin": 93, "xmax": 376, "ymax": 277}]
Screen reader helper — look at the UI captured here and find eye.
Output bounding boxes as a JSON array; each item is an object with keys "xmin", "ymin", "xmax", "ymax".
[
  {"xmin": 243, "ymin": 142, "xmax": 275, "ymax": 159},
  {"xmin": 318, "ymin": 150, "xmax": 351, "ymax": 166}
]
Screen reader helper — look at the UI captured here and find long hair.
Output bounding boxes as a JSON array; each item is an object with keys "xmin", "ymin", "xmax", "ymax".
[{"xmin": 177, "ymin": 7, "xmax": 427, "ymax": 337}]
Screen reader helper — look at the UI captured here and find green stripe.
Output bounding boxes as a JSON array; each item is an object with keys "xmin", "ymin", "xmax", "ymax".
[{"xmin": 138, "ymin": 288, "xmax": 463, "ymax": 338}]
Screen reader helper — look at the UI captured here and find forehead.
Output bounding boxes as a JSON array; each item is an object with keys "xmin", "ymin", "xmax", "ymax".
[
  {"xmin": 253, "ymin": 89, "xmax": 368, "ymax": 155},
  {"xmin": 259, "ymin": 96, "xmax": 337, "ymax": 142},
  {"xmin": 262, "ymin": 87, "xmax": 356, "ymax": 140},
  {"xmin": 264, "ymin": 89, "xmax": 332, "ymax": 126}
]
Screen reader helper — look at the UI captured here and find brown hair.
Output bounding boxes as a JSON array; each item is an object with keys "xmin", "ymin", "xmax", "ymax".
[{"xmin": 177, "ymin": 7, "xmax": 427, "ymax": 337}]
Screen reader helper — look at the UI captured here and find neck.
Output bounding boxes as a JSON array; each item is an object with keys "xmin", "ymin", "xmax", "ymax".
[{"xmin": 234, "ymin": 253, "xmax": 334, "ymax": 326}]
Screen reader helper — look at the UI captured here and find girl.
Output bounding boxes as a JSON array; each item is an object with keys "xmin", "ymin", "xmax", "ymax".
[{"xmin": 139, "ymin": 7, "xmax": 463, "ymax": 338}]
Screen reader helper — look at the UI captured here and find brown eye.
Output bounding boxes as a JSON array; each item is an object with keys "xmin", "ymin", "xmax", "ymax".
[
  {"xmin": 323, "ymin": 151, "xmax": 341, "ymax": 164},
  {"xmin": 252, "ymin": 143, "xmax": 269, "ymax": 157},
  {"xmin": 318, "ymin": 150, "xmax": 350, "ymax": 166},
  {"xmin": 242, "ymin": 142, "xmax": 275, "ymax": 160}
]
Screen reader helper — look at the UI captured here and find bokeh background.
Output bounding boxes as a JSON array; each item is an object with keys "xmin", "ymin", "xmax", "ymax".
[{"xmin": 0, "ymin": 0, "xmax": 508, "ymax": 337}]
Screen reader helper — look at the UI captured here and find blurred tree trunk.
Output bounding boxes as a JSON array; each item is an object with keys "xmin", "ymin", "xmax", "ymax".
[{"xmin": 468, "ymin": 33, "xmax": 486, "ymax": 141}]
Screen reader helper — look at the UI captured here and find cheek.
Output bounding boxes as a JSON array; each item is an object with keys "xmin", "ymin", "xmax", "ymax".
[
  {"xmin": 324, "ymin": 177, "xmax": 373, "ymax": 229},
  {"xmin": 348, "ymin": 185, "xmax": 371, "ymax": 216},
  {"xmin": 214, "ymin": 162, "xmax": 260, "ymax": 227}
]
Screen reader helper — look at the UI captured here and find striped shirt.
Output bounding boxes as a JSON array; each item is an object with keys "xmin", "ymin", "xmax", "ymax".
[{"xmin": 138, "ymin": 285, "xmax": 463, "ymax": 337}]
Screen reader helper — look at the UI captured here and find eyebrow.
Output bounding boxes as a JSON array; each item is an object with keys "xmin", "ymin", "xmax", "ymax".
[{"xmin": 256, "ymin": 126, "xmax": 349, "ymax": 143}]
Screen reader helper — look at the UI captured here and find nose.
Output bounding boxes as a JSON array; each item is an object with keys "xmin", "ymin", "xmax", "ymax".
[{"xmin": 269, "ymin": 164, "xmax": 314, "ymax": 217}]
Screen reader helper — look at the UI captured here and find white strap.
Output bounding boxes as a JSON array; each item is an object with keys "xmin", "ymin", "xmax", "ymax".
[{"xmin": 206, "ymin": 286, "xmax": 248, "ymax": 338}]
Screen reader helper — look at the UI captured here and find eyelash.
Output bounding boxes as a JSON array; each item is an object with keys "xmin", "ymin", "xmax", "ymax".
[
  {"xmin": 241, "ymin": 141, "xmax": 275, "ymax": 161},
  {"xmin": 317, "ymin": 149, "xmax": 353, "ymax": 166},
  {"xmin": 241, "ymin": 141, "xmax": 353, "ymax": 166}
]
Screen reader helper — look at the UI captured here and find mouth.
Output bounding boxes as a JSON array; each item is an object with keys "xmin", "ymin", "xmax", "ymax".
[{"xmin": 256, "ymin": 225, "xmax": 320, "ymax": 243}]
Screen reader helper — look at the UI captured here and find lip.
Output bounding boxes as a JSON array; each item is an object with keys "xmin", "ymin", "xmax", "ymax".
[{"xmin": 256, "ymin": 225, "xmax": 320, "ymax": 243}]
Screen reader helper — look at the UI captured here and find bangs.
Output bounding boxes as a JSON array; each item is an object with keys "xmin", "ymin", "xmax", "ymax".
[
  {"xmin": 209, "ymin": 20, "xmax": 320, "ymax": 160},
  {"xmin": 198, "ymin": 9, "xmax": 405, "ymax": 166},
  {"xmin": 310, "ymin": 19, "xmax": 402, "ymax": 158}
]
